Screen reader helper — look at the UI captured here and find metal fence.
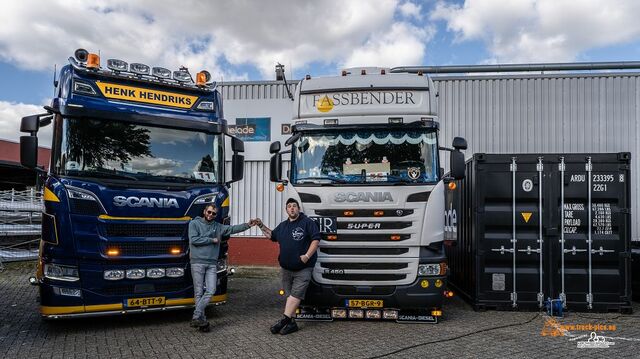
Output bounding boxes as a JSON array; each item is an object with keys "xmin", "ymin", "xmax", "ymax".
[{"xmin": 0, "ymin": 189, "xmax": 42, "ymax": 267}]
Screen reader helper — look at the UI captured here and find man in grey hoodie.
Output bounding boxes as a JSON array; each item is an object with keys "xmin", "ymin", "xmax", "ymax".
[{"xmin": 188, "ymin": 203, "xmax": 258, "ymax": 328}]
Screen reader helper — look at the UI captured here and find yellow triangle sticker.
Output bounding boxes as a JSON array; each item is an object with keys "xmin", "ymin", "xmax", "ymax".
[
  {"xmin": 521, "ymin": 212, "xmax": 532, "ymax": 223},
  {"xmin": 316, "ymin": 95, "xmax": 334, "ymax": 113}
]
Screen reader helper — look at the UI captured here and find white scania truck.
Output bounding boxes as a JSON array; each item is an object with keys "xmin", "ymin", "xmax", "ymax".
[{"xmin": 269, "ymin": 68, "xmax": 466, "ymax": 323}]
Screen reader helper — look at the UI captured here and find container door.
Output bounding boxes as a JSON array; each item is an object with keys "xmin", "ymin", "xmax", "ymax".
[
  {"xmin": 480, "ymin": 156, "xmax": 546, "ymax": 309},
  {"xmin": 550, "ymin": 154, "xmax": 631, "ymax": 311}
]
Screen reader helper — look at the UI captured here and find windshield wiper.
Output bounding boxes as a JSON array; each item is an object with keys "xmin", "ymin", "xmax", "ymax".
[{"xmin": 297, "ymin": 176, "xmax": 346, "ymax": 184}]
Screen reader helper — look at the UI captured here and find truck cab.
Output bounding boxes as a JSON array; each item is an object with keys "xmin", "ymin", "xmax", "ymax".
[
  {"xmin": 20, "ymin": 49, "xmax": 244, "ymax": 318},
  {"xmin": 269, "ymin": 68, "xmax": 466, "ymax": 322}
]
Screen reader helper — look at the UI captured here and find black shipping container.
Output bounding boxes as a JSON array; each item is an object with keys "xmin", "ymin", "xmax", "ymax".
[{"xmin": 445, "ymin": 153, "xmax": 632, "ymax": 313}]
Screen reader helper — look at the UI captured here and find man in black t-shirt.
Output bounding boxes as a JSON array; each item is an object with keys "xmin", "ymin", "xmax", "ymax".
[{"xmin": 257, "ymin": 198, "xmax": 320, "ymax": 335}]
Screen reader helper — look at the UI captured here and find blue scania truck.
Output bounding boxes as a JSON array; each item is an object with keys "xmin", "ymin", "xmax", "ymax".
[{"xmin": 19, "ymin": 49, "xmax": 245, "ymax": 318}]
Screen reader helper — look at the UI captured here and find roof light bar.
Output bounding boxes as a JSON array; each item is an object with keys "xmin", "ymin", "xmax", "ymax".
[
  {"xmin": 130, "ymin": 63, "xmax": 150, "ymax": 75},
  {"xmin": 107, "ymin": 59, "xmax": 128, "ymax": 72}
]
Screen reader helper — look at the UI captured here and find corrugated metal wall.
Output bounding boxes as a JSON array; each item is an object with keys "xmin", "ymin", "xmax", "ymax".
[{"xmin": 222, "ymin": 73, "xmax": 639, "ymax": 240}]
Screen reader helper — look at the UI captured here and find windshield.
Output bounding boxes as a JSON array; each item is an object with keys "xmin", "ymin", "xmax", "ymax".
[
  {"xmin": 291, "ymin": 129, "xmax": 439, "ymax": 185},
  {"xmin": 54, "ymin": 117, "xmax": 222, "ymax": 184}
]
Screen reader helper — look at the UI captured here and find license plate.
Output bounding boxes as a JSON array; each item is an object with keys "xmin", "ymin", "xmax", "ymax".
[
  {"xmin": 347, "ymin": 299, "xmax": 383, "ymax": 308},
  {"xmin": 126, "ymin": 296, "xmax": 165, "ymax": 307}
]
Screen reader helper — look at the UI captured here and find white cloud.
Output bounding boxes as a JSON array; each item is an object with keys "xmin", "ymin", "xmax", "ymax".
[
  {"xmin": 431, "ymin": 0, "xmax": 640, "ymax": 63},
  {"xmin": 342, "ymin": 22, "xmax": 434, "ymax": 69},
  {"xmin": 0, "ymin": 101, "xmax": 51, "ymax": 145},
  {"xmin": 0, "ymin": 0, "xmax": 431, "ymax": 79},
  {"xmin": 399, "ymin": 1, "xmax": 422, "ymax": 20}
]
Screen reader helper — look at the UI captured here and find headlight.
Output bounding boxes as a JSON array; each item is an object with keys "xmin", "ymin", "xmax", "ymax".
[
  {"xmin": 126, "ymin": 269, "xmax": 146, "ymax": 280},
  {"xmin": 166, "ymin": 267, "xmax": 185, "ymax": 278},
  {"xmin": 103, "ymin": 269, "xmax": 125, "ymax": 281},
  {"xmin": 217, "ymin": 259, "xmax": 228, "ymax": 273},
  {"xmin": 67, "ymin": 188, "xmax": 98, "ymax": 202},
  {"xmin": 73, "ymin": 80, "xmax": 97, "ymax": 95},
  {"xmin": 418, "ymin": 264, "xmax": 441, "ymax": 276},
  {"xmin": 146, "ymin": 268, "xmax": 166, "ymax": 279},
  {"xmin": 194, "ymin": 194, "xmax": 217, "ymax": 204},
  {"xmin": 44, "ymin": 263, "xmax": 79, "ymax": 282}
]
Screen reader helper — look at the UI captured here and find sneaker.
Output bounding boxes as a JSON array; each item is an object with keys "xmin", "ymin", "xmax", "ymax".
[
  {"xmin": 279, "ymin": 320, "xmax": 299, "ymax": 335},
  {"xmin": 270, "ymin": 317, "xmax": 289, "ymax": 334},
  {"xmin": 190, "ymin": 318, "xmax": 207, "ymax": 328}
]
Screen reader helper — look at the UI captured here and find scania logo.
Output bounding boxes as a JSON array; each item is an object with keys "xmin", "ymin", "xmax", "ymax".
[
  {"xmin": 113, "ymin": 196, "xmax": 179, "ymax": 208},
  {"xmin": 334, "ymin": 192, "xmax": 393, "ymax": 202}
]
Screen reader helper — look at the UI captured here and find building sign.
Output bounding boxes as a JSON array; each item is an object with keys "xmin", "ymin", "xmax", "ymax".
[
  {"xmin": 230, "ymin": 117, "xmax": 270, "ymax": 141},
  {"xmin": 281, "ymin": 123, "xmax": 292, "ymax": 135},
  {"xmin": 95, "ymin": 81, "xmax": 199, "ymax": 109}
]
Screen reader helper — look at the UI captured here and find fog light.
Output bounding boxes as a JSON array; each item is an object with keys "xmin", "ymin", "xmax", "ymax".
[
  {"xmin": 431, "ymin": 310, "xmax": 442, "ymax": 317},
  {"xmin": 383, "ymin": 310, "xmax": 398, "ymax": 320},
  {"xmin": 332, "ymin": 309, "xmax": 347, "ymax": 319},
  {"xmin": 166, "ymin": 267, "xmax": 184, "ymax": 278},
  {"xmin": 366, "ymin": 310, "xmax": 381, "ymax": 319},
  {"xmin": 53, "ymin": 286, "xmax": 82, "ymax": 297},
  {"xmin": 278, "ymin": 289, "xmax": 285, "ymax": 296},
  {"xmin": 435, "ymin": 279, "xmax": 443, "ymax": 288},
  {"xmin": 349, "ymin": 309, "xmax": 364, "ymax": 319},
  {"xmin": 420, "ymin": 279, "xmax": 429, "ymax": 288},
  {"xmin": 103, "ymin": 269, "xmax": 125, "ymax": 281},
  {"xmin": 126, "ymin": 269, "xmax": 145, "ymax": 279},
  {"xmin": 146, "ymin": 268, "xmax": 165, "ymax": 279}
]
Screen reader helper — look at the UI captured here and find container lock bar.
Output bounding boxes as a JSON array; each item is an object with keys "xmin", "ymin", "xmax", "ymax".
[
  {"xmin": 559, "ymin": 157, "xmax": 566, "ymax": 308},
  {"xmin": 537, "ymin": 157, "xmax": 544, "ymax": 308},
  {"xmin": 511, "ymin": 157, "xmax": 517, "ymax": 308},
  {"xmin": 586, "ymin": 157, "xmax": 593, "ymax": 310}
]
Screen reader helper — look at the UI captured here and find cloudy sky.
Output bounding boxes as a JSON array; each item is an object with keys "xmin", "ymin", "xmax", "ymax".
[{"xmin": 2, "ymin": 0, "xmax": 640, "ymax": 143}]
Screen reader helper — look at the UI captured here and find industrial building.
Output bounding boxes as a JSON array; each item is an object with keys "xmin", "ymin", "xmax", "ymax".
[{"xmin": 220, "ymin": 66, "xmax": 639, "ymax": 242}]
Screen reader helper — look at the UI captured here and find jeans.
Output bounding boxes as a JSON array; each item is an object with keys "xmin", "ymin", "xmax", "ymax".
[{"xmin": 191, "ymin": 263, "xmax": 217, "ymax": 321}]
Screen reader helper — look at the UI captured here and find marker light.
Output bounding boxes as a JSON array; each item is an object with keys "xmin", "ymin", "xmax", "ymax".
[
  {"xmin": 374, "ymin": 210, "xmax": 384, "ymax": 216},
  {"xmin": 130, "ymin": 63, "xmax": 150, "ymax": 75},
  {"xmin": 326, "ymin": 235, "xmax": 338, "ymax": 241},
  {"xmin": 74, "ymin": 48, "xmax": 89, "ymax": 62},
  {"xmin": 343, "ymin": 211, "xmax": 354, "ymax": 217},
  {"xmin": 106, "ymin": 248, "xmax": 120, "ymax": 257},
  {"xmin": 170, "ymin": 247, "xmax": 181, "ymax": 255},
  {"xmin": 278, "ymin": 289, "xmax": 285, "ymax": 296},
  {"xmin": 448, "ymin": 182, "xmax": 457, "ymax": 190},
  {"xmin": 390, "ymin": 235, "xmax": 401, "ymax": 241},
  {"xmin": 276, "ymin": 183, "xmax": 285, "ymax": 192},
  {"xmin": 173, "ymin": 70, "xmax": 192, "ymax": 82},
  {"xmin": 196, "ymin": 70, "xmax": 211, "ymax": 87},
  {"xmin": 444, "ymin": 290, "xmax": 455, "ymax": 298},
  {"xmin": 431, "ymin": 310, "xmax": 442, "ymax": 317},
  {"xmin": 107, "ymin": 59, "xmax": 128, "ymax": 72},
  {"xmin": 152, "ymin": 67, "xmax": 172, "ymax": 79},
  {"xmin": 86, "ymin": 53, "xmax": 100, "ymax": 69}
]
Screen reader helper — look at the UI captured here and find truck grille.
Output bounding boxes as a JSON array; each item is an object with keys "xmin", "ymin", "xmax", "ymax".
[
  {"xmin": 321, "ymin": 262, "xmax": 408, "ymax": 270},
  {"xmin": 332, "ymin": 286, "xmax": 396, "ymax": 296},
  {"xmin": 101, "ymin": 282, "xmax": 188, "ymax": 296},
  {"xmin": 322, "ymin": 273, "xmax": 407, "ymax": 281},
  {"xmin": 103, "ymin": 240, "xmax": 186, "ymax": 256},
  {"xmin": 104, "ymin": 223, "xmax": 186, "ymax": 237},
  {"xmin": 319, "ymin": 247, "xmax": 409, "ymax": 255}
]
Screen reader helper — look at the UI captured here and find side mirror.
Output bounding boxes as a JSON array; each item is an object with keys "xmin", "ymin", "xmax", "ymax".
[
  {"xmin": 230, "ymin": 153, "xmax": 244, "ymax": 183},
  {"xmin": 452, "ymin": 137, "xmax": 467, "ymax": 150},
  {"xmin": 20, "ymin": 115, "xmax": 40, "ymax": 133},
  {"xmin": 270, "ymin": 153, "xmax": 282, "ymax": 182},
  {"xmin": 20, "ymin": 136, "xmax": 38, "ymax": 169},
  {"xmin": 269, "ymin": 141, "xmax": 281, "ymax": 154},
  {"xmin": 231, "ymin": 137, "xmax": 244, "ymax": 153},
  {"xmin": 450, "ymin": 150, "xmax": 465, "ymax": 180},
  {"xmin": 285, "ymin": 132, "xmax": 302, "ymax": 146}
]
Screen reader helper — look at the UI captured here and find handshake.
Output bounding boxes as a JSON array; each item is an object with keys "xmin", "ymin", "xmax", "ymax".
[{"xmin": 248, "ymin": 218, "xmax": 263, "ymax": 227}]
